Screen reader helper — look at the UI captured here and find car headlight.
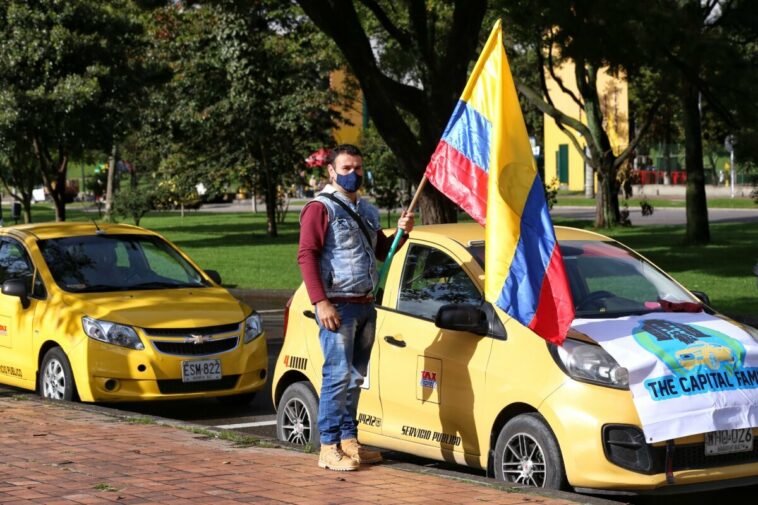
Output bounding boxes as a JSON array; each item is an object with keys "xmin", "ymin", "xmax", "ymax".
[
  {"xmin": 82, "ymin": 316, "xmax": 144, "ymax": 350},
  {"xmin": 553, "ymin": 339, "xmax": 628, "ymax": 389},
  {"xmin": 243, "ymin": 313, "xmax": 263, "ymax": 343}
]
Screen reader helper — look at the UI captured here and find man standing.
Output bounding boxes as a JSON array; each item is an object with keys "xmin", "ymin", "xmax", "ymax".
[{"xmin": 297, "ymin": 144, "xmax": 414, "ymax": 471}]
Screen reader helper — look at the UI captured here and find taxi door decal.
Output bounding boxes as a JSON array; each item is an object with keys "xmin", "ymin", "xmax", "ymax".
[
  {"xmin": 416, "ymin": 356, "xmax": 441, "ymax": 404},
  {"xmin": 0, "ymin": 316, "xmax": 10, "ymax": 348}
]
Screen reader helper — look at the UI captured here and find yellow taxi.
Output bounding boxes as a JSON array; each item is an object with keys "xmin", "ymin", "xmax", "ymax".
[
  {"xmin": 0, "ymin": 222, "xmax": 267, "ymax": 403},
  {"xmin": 272, "ymin": 223, "xmax": 758, "ymax": 494}
]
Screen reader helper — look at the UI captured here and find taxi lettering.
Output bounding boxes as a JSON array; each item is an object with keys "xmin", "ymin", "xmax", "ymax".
[
  {"xmin": 357, "ymin": 413, "xmax": 382, "ymax": 427},
  {"xmin": 0, "ymin": 364, "xmax": 22, "ymax": 378},
  {"xmin": 401, "ymin": 425, "xmax": 461, "ymax": 446},
  {"xmin": 419, "ymin": 370, "xmax": 437, "ymax": 389}
]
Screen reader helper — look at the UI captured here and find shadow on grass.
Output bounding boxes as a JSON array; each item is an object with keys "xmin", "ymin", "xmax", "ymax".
[
  {"xmin": 553, "ymin": 219, "xmax": 757, "ymax": 281},
  {"xmin": 172, "ymin": 232, "xmax": 300, "ymax": 249}
]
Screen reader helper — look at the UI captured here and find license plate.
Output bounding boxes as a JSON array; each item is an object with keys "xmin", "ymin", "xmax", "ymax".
[
  {"xmin": 704, "ymin": 428, "xmax": 754, "ymax": 456},
  {"xmin": 181, "ymin": 359, "xmax": 221, "ymax": 382}
]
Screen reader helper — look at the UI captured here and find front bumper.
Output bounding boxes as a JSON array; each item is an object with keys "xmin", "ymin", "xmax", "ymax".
[
  {"xmin": 70, "ymin": 330, "xmax": 268, "ymax": 402},
  {"xmin": 540, "ymin": 379, "xmax": 758, "ymax": 493}
]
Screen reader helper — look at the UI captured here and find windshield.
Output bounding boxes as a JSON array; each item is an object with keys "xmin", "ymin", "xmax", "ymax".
[
  {"xmin": 467, "ymin": 239, "xmax": 698, "ymax": 318},
  {"xmin": 39, "ymin": 234, "xmax": 208, "ymax": 293}
]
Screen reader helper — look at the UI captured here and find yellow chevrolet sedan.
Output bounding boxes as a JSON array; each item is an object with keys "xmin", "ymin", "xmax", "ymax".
[
  {"xmin": 0, "ymin": 222, "xmax": 267, "ymax": 404},
  {"xmin": 272, "ymin": 223, "xmax": 758, "ymax": 495}
]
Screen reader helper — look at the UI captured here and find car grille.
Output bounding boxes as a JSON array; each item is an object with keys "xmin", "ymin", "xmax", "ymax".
[
  {"xmin": 142, "ymin": 322, "xmax": 241, "ymax": 337},
  {"xmin": 157, "ymin": 375, "xmax": 239, "ymax": 394},
  {"xmin": 652, "ymin": 442, "xmax": 758, "ymax": 472},
  {"xmin": 604, "ymin": 425, "xmax": 758, "ymax": 474},
  {"xmin": 152, "ymin": 337, "xmax": 239, "ymax": 356}
]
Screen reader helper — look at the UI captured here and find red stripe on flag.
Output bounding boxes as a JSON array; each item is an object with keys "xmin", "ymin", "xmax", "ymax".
[
  {"xmin": 527, "ymin": 246, "xmax": 574, "ymax": 345},
  {"xmin": 425, "ymin": 141, "xmax": 488, "ymax": 225}
]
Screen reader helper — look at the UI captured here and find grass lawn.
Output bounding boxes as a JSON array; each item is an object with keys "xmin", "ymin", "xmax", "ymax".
[{"xmin": 11, "ymin": 203, "xmax": 758, "ymax": 318}]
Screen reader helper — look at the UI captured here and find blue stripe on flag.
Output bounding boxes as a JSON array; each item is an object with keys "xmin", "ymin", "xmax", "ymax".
[
  {"xmin": 441, "ymin": 100, "xmax": 492, "ymax": 173},
  {"xmin": 496, "ymin": 176, "xmax": 556, "ymax": 325}
]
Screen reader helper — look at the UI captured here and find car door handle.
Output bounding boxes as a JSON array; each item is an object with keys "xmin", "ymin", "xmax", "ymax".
[{"xmin": 384, "ymin": 336, "xmax": 406, "ymax": 348}]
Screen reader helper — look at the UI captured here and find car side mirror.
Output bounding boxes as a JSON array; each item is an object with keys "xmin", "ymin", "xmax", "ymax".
[
  {"xmin": 2, "ymin": 278, "xmax": 30, "ymax": 309},
  {"xmin": 691, "ymin": 290, "xmax": 711, "ymax": 307},
  {"xmin": 435, "ymin": 303, "xmax": 489, "ymax": 336},
  {"xmin": 205, "ymin": 269, "xmax": 222, "ymax": 285}
]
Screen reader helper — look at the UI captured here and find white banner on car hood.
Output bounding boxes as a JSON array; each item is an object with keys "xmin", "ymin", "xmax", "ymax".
[{"xmin": 573, "ymin": 312, "xmax": 758, "ymax": 443}]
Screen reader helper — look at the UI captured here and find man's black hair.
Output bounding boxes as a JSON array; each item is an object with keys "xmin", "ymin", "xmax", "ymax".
[{"xmin": 327, "ymin": 144, "xmax": 362, "ymax": 166}]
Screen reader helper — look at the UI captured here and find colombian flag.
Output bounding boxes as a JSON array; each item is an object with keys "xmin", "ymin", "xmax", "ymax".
[{"xmin": 425, "ymin": 20, "xmax": 574, "ymax": 345}]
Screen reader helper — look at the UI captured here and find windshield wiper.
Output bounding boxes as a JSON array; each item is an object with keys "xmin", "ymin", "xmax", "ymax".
[
  {"xmin": 73, "ymin": 284, "xmax": 128, "ymax": 293},
  {"xmin": 128, "ymin": 281, "xmax": 202, "ymax": 290},
  {"xmin": 575, "ymin": 308, "xmax": 661, "ymax": 319}
]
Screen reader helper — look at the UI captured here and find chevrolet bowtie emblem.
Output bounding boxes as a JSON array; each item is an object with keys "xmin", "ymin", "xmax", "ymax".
[{"xmin": 186, "ymin": 334, "xmax": 209, "ymax": 345}]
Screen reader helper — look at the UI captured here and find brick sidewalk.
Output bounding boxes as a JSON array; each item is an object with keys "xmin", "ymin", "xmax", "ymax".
[{"xmin": 0, "ymin": 395, "xmax": 608, "ymax": 505}]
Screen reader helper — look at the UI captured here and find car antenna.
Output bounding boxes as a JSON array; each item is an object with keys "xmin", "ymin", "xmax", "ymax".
[{"xmin": 92, "ymin": 219, "xmax": 105, "ymax": 235}]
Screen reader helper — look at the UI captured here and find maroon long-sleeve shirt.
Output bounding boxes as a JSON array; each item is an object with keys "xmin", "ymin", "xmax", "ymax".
[{"xmin": 297, "ymin": 201, "xmax": 405, "ymax": 305}]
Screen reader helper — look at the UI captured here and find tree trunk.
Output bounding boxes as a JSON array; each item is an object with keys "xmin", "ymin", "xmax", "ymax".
[
  {"xmin": 681, "ymin": 82, "xmax": 710, "ymax": 244},
  {"xmin": 105, "ymin": 143, "xmax": 117, "ymax": 222},
  {"xmin": 51, "ymin": 167, "xmax": 67, "ymax": 222},
  {"xmin": 593, "ymin": 154, "xmax": 621, "ymax": 228},
  {"xmin": 31, "ymin": 138, "xmax": 68, "ymax": 221},
  {"xmin": 417, "ymin": 184, "xmax": 457, "ymax": 224},
  {"xmin": 264, "ymin": 169, "xmax": 278, "ymax": 238}
]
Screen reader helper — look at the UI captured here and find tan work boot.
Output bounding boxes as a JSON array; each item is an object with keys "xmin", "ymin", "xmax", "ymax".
[
  {"xmin": 341, "ymin": 438, "xmax": 383, "ymax": 464},
  {"xmin": 318, "ymin": 443, "xmax": 359, "ymax": 471}
]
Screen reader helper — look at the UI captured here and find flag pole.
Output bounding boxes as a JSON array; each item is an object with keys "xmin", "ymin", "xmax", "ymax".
[{"xmin": 374, "ymin": 176, "xmax": 427, "ymax": 297}]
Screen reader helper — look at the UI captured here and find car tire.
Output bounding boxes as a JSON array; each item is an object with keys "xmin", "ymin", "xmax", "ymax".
[
  {"xmin": 493, "ymin": 413, "xmax": 566, "ymax": 489},
  {"xmin": 215, "ymin": 392, "xmax": 256, "ymax": 407},
  {"xmin": 39, "ymin": 347, "xmax": 77, "ymax": 401},
  {"xmin": 276, "ymin": 382, "xmax": 320, "ymax": 448}
]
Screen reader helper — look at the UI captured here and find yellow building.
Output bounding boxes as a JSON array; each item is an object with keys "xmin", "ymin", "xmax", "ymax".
[
  {"xmin": 543, "ymin": 63, "xmax": 628, "ymax": 191},
  {"xmin": 329, "ymin": 69, "xmax": 365, "ymax": 146}
]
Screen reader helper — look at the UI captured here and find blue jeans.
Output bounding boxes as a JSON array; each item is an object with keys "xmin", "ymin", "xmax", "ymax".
[{"xmin": 316, "ymin": 302, "xmax": 377, "ymax": 445}]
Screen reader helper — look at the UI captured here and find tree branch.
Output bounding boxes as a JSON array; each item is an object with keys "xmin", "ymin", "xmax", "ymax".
[
  {"xmin": 613, "ymin": 98, "xmax": 662, "ymax": 169},
  {"xmin": 545, "ymin": 31, "xmax": 584, "ymax": 109},
  {"xmin": 437, "ymin": 0, "xmax": 487, "ymax": 98},
  {"xmin": 380, "ymin": 74, "xmax": 427, "ymax": 117},
  {"xmin": 517, "ymin": 82, "xmax": 594, "ymax": 167},
  {"xmin": 663, "ymin": 48, "xmax": 735, "ymax": 126},
  {"xmin": 406, "ymin": 0, "xmax": 431, "ymax": 65},
  {"xmin": 357, "ymin": 0, "xmax": 412, "ymax": 49},
  {"xmin": 296, "ymin": 0, "xmax": 423, "ymax": 169}
]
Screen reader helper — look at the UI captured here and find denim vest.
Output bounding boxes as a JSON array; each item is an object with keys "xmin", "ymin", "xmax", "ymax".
[{"xmin": 304, "ymin": 188, "xmax": 381, "ymax": 299}]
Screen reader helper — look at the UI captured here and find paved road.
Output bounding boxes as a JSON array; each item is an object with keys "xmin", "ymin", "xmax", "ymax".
[
  {"xmin": 552, "ymin": 205, "xmax": 758, "ymax": 226},
  {"xmin": 201, "ymin": 200, "xmax": 758, "ymax": 226}
]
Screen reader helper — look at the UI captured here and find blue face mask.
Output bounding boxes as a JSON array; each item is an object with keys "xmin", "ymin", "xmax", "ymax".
[{"xmin": 335, "ymin": 171, "xmax": 363, "ymax": 193}]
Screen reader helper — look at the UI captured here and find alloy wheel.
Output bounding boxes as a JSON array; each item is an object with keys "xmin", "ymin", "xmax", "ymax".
[
  {"xmin": 501, "ymin": 433, "xmax": 546, "ymax": 487},
  {"xmin": 42, "ymin": 358, "xmax": 67, "ymax": 400},
  {"xmin": 280, "ymin": 397, "xmax": 311, "ymax": 445}
]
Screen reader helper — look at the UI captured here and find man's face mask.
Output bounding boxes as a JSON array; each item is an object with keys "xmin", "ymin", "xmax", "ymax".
[{"xmin": 335, "ymin": 171, "xmax": 363, "ymax": 192}]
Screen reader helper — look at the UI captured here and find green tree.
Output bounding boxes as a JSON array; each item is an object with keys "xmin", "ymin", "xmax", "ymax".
[
  {"xmin": 644, "ymin": 0, "xmax": 758, "ymax": 244},
  {"xmin": 113, "ymin": 184, "xmax": 155, "ymax": 226},
  {"xmin": 0, "ymin": 0, "xmax": 159, "ymax": 222},
  {"xmin": 0, "ymin": 137, "xmax": 42, "ymax": 223},
  {"xmin": 503, "ymin": 0, "xmax": 663, "ymax": 228},
  {"xmin": 139, "ymin": 1, "xmax": 338, "ymax": 236}
]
